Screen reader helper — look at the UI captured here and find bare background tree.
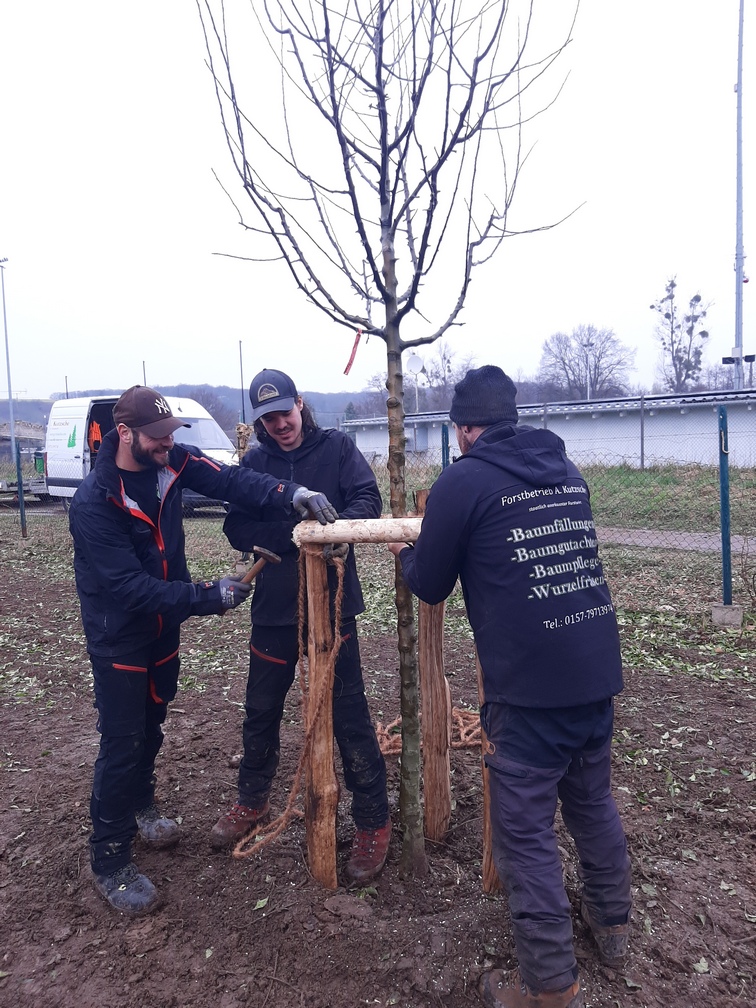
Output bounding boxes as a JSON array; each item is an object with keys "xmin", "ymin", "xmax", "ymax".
[
  {"xmin": 537, "ymin": 324, "xmax": 636, "ymax": 400},
  {"xmin": 199, "ymin": 0, "xmax": 577, "ymax": 873},
  {"xmin": 186, "ymin": 386, "xmax": 238, "ymax": 434},
  {"xmin": 650, "ymin": 278, "xmax": 710, "ymax": 393}
]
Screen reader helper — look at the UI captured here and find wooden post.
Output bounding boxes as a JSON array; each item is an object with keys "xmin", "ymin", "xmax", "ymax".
[
  {"xmin": 415, "ymin": 489, "xmax": 452, "ymax": 841},
  {"xmin": 303, "ymin": 546, "xmax": 339, "ymax": 889},
  {"xmin": 475, "ymin": 652, "xmax": 500, "ymax": 893}
]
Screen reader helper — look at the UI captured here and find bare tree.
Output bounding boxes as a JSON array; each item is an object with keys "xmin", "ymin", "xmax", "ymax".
[
  {"xmin": 186, "ymin": 386, "xmax": 239, "ymax": 433},
  {"xmin": 650, "ymin": 278, "xmax": 710, "ymax": 393},
  {"xmin": 199, "ymin": 0, "xmax": 577, "ymax": 874},
  {"xmin": 537, "ymin": 324, "xmax": 635, "ymax": 400}
]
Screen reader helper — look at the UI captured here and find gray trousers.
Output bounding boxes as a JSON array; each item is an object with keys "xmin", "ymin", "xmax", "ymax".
[{"xmin": 483, "ymin": 700, "xmax": 632, "ymax": 992}]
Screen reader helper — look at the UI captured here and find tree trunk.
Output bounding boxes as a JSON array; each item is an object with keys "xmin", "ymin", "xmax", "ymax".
[
  {"xmin": 303, "ymin": 546, "xmax": 339, "ymax": 889},
  {"xmin": 384, "ymin": 306, "xmax": 427, "ymax": 875}
]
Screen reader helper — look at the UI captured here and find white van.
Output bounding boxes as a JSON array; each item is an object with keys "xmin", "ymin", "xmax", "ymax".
[{"xmin": 42, "ymin": 395, "xmax": 238, "ymax": 510}]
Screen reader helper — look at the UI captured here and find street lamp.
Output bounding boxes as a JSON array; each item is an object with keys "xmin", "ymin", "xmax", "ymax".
[
  {"xmin": 406, "ymin": 353, "xmax": 424, "ymax": 413},
  {"xmin": 581, "ymin": 339, "xmax": 595, "ymax": 400}
]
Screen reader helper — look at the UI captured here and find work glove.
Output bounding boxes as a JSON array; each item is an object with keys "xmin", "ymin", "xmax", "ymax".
[
  {"xmin": 217, "ymin": 575, "xmax": 253, "ymax": 610},
  {"xmin": 192, "ymin": 576, "xmax": 253, "ymax": 616},
  {"xmin": 292, "ymin": 486, "xmax": 339, "ymax": 525},
  {"xmin": 323, "ymin": 542, "xmax": 349, "ymax": 563}
]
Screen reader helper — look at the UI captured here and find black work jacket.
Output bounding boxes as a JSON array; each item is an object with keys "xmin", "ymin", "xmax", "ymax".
[
  {"xmin": 70, "ymin": 428, "xmax": 298, "ymax": 657},
  {"xmin": 223, "ymin": 427, "xmax": 382, "ymax": 625}
]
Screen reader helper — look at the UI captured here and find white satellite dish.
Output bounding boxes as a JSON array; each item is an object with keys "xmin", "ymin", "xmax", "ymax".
[{"xmin": 406, "ymin": 354, "xmax": 423, "ymax": 375}]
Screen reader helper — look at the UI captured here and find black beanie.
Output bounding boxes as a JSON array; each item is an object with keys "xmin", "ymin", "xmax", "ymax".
[{"xmin": 448, "ymin": 365, "xmax": 518, "ymax": 426}]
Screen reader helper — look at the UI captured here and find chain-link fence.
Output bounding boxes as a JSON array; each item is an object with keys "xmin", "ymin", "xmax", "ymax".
[
  {"xmin": 363, "ymin": 400, "xmax": 756, "ymax": 608},
  {"xmin": 2, "ymin": 396, "xmax": 755, "ymax": 608}
]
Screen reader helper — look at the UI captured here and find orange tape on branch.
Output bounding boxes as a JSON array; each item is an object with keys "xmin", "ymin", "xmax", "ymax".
[{"xmin": 343, "ymin": 329, "xmax": 362, "ymax": 375}]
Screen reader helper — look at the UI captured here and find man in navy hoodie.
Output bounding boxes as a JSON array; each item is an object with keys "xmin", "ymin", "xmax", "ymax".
[
  {"xmin": 389, "ymin": 366, "xmax": 631, "ymax": 1008},
  {"xmin": 213, "ymin": 369, "xmax": 390, "ymax": 883}
]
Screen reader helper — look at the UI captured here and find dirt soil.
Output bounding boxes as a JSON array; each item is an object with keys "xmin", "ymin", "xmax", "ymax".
[{"xmin": 1, "ymin": 538, "xmax": 755, "ymax": 1008}]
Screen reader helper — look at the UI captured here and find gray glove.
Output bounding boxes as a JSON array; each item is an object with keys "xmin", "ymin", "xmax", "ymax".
[
  {"xmin": 292, "ymin": 486, "xmax": 339, "ymax": 525},
  {"xmin": 218, "ymin": 575, "xmax": 253, "ymax": 610},
  {"xmin": 323, "ymin": 542, "xmax": 349, "ymax": 562}
]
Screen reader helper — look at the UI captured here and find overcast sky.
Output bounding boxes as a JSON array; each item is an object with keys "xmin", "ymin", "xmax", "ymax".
[{"xmin": 0, "ymin": 1, "xmax": 752, "ymax": 404}]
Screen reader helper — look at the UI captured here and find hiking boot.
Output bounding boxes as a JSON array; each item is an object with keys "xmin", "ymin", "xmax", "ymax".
[
  {"xmin": 344, "ymin": 818, "xmax": 391, "ymax": 883},
  {"xmin": 92, "ymin": 862, "xmax": 162, "ymax": 917},
  {"xmin": 135, "ymin": 803, "xmax": 182, "ymax": 849},
  {"xmin": 210, "ymin": 800, "xmax": 271, "ymax": 850},
  {"xmin": 477, "ymin": 969, "xmax": 583, "ymax": 1008},
  {"xmin": 580, "ymin": 900, "xmax": 629, "ymax": 968}
]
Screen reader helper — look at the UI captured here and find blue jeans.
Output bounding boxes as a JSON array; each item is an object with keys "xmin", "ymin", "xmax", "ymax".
[
  {"xmin": 88, "ymin": 631, "xmax": 180, "ymax": 874},
  {"xmin": 238, "ymin": 621, "xmax": 388, "ymax": 829},
  {"xmin": 481, "ymin": 699, "xmax": 632, "ymax": 992}
]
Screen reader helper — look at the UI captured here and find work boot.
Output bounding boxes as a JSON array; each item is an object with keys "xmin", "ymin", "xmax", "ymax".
[
  {"xmin": 580, "ymin": 900, "xmax": 629, "ymax": 968},
  {"xmin": 135, "ymin": 803, "xmax": 182, "ymax": 849},
  {"xmin": 344, "ymin": 818, "xmax": 391, "ymax": 883},
  {"xmin": 477, "ymin": 969, "xmax": 583, "ymax": 1008},
  {"xmin": 210, "ymin": 800, "xmax": 271, "ymax": 850},
  {"xmin": 92, "ymin": 862, "xmax": 162, "ymax": 917}
]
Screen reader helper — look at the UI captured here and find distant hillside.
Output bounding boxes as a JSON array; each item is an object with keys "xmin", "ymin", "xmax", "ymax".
[
  {"xmin": 0, "ymin": 384, "xmax": 383, "ymax": 432},
  {"xmin": 0, "ymin": 399, "xmax": 54, "ymax": 425}
]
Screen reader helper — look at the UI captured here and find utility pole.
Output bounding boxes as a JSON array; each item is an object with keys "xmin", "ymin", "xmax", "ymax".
[
  {"xmin": 239, "ymin": 340, "xmax": 246, "ymax": 423},
  {"xmin": 0, "ymin": 258, "xmax": 17, "ymax": 472},
  {"xmin": 733, "ymin": 0, "xmax": 746, "ymax": 390},
  {"xmin": 581, "ymin": 339, "xmax": 594, "ymax": 400}
]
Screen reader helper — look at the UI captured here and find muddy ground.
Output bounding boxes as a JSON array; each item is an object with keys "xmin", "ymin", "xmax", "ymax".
[{"xmin": 1, "ymin": 514, "xmax": 755, "ymax": 1008}]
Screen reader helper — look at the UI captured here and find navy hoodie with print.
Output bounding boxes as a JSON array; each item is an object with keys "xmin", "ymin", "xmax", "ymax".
[{"xmin": 397, "ymin": 422, "xmax": 623, "ymax": 708}]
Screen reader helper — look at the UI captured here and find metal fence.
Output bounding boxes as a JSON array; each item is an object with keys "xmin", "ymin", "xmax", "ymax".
[
  {"xmin": 369, "ymin": 402, "xmax": 756, "ymax": 555},
  {"xmin": 2, "ymin": 403, "xmax": 754, "ymax": 602}
]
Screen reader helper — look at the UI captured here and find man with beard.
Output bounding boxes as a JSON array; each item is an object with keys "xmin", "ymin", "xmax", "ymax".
[{"xmin": 69, "ymin": 385, "xmax": 338, "ymax": 916}]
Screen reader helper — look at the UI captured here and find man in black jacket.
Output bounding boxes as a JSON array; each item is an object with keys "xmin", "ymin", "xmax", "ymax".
[
  {"xmin": 212, "ymin": 369, "xmax": 391, "ymax": 883},
  {"xmin": 389, "ymin": 367, "xmax": 631, "ymax": 1008},
  {"xmin": 70, "ymin": 385, "xmax": 337, "ymax": 916}
]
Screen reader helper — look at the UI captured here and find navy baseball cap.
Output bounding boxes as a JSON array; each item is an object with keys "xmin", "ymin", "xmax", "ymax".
[{"xmin": 249, "ymin": 369, "xmax": 299, "ymax": 421}]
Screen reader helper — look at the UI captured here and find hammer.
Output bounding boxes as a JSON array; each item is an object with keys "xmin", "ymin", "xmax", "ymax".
[{"xmin": 238, "ymin": 545, "xmax": 282, "ymax": 584}]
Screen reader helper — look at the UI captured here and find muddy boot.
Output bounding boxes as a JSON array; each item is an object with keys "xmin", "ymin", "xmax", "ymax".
[
  {"xmin": 580, "ymin": 900, "xmax": 629, "ymax": 968},
  {"xmin": 92, "ymin": 862, "xmax": 162, "ymax": 917},
  {"xmin": 345, "ymin": 818, "xmax": 391, "ymax": 883},
  {"xmin": 477, "ymin": 969, "xmax": 583, "ymax": 1008},
  {"xmin": 135, "ymin": 803, "xmax": 182, "ymax": 849},
  {"xmin": 210, "ymin": 800, "xmax": 271, "ymax": 850}
]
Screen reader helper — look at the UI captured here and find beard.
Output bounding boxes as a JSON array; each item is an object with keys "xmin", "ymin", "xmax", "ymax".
[{"xmin": 130, "ymin": 431, "xmax": 169, "ymax": 469}]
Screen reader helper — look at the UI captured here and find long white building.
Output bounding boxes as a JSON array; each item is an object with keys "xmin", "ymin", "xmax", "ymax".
[{"xmin": 342, "ymin": 390, "xmax": 756, "ymax": 468}]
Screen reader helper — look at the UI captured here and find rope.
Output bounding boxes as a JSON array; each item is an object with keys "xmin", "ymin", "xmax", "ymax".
[
  {"xmin": 233, "ymin": 549, "xmax": 346, "ymax": 860},
  {"xmin": 375, "ymin": 707, "xmax": 482, "ymax": 756}
]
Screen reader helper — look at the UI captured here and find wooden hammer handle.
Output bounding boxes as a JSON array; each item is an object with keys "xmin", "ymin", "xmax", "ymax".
[{"xmin": 239, "ymin": 558, "xmax": 267, "ymax": 584}]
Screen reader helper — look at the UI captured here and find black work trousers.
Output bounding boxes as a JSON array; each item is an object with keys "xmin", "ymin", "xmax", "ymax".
[
  {"xmin": 88, "ymin": 631, "xmax": 180, "ymax": 875},
  {"xmin": 238, "ymin": 621, "xmax": 388, "ymax": 829}
]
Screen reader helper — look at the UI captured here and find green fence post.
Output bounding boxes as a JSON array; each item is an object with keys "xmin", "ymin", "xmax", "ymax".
[
  {"xmin": 15, "ymin": 441, "xmax": 28, "ymax": 539},
  {"xmin": 441, "ymin": 423, "xmax": 450, "ymax": 469},
  {"xmin": 718, "ymin": 406, "xmax": 732, "ymax": 605}
]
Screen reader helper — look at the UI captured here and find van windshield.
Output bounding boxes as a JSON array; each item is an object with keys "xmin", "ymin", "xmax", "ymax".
[{"xmin": 174, "ymin": 417, "xmax": 234, "ymax": 451}]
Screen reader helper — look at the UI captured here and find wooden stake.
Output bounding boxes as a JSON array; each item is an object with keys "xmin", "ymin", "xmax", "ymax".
[
  {"xmin": 303, "ymin": 546, "xmax": 339, "ymax": 889},
  {"xmin": 415, "ymin": 489, "xmax": 452, "ymax": 842},
  {"xmin": 475, "ymin": 651, "xmax": 501, "ymax": 893}
]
